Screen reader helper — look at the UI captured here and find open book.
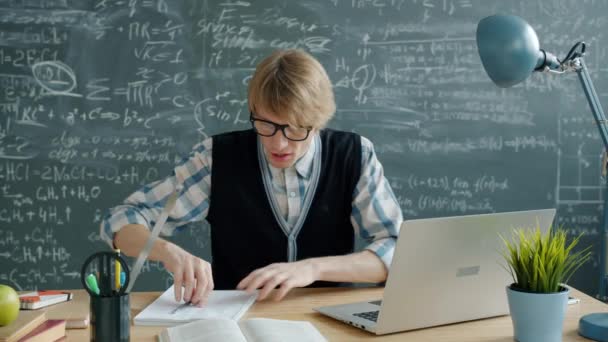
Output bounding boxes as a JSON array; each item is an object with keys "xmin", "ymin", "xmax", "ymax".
[
  {"xmin": 157, "ymin": 318, "xmax": 327, "ymax": 342},
  {"xmin": 134, "ymin": 285, "xmax": 257, "ymax": 326}
]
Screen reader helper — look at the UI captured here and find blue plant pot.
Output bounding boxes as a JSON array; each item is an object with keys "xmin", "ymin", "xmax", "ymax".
[{"xmin": 506, "ymin": 285, "xmax": 569, "ymax": 342}]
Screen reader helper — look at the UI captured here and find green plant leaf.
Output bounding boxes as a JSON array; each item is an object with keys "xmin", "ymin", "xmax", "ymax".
[{"xmin": 499, "ymin": 224, "xmax": 590, "ymax": 293}]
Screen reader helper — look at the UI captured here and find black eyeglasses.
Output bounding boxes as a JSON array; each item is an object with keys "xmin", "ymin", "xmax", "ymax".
[{"xmin": 249, "ymin": 112, "xmax": 312, "ymax": 142}]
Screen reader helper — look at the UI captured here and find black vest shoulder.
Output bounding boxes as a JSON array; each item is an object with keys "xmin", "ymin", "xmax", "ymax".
[{"xmin": 207, "ymin": 129, "xmax": 362, "ymax": 289}]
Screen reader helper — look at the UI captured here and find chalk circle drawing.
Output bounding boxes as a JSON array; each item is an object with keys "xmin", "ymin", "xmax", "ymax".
[{"xmin": 31, "ymin": 61, "xmax": 82, "ymax": 97}]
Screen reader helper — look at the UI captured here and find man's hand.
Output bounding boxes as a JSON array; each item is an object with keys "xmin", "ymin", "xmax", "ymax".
[
  {"xmin": 161, "ymin": 244, "xmax": 214, "ymax": 307},
  {"xmin": 237, "ymin": 260, "xmax": 319, "ymax": 301}
]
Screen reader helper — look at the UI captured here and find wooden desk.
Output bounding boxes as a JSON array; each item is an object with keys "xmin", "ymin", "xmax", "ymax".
[{"xmin": 65, "ymin": 287, "xmax": 607, "ymax": 341}]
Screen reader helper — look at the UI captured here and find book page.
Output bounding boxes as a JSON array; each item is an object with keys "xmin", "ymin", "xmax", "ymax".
[
  {"xmin": 134, "ymin": 285, "xmax": 257, "ymax": 326},
  {"xmin": 239, "ymin": 318, "xmax": 327, "ymax": 342},
  {"xmin": 159, "ymin": 319, "xmax": 247, "ymax": 342}
]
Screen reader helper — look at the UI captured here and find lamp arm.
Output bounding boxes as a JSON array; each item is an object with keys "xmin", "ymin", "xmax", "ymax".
[
  {"xmin": 575, "ymin": 57, "xmax": 608, "ymax": 301},
  {"xmin": 576, "ymin": 58, "xmax": 608, "ymax": 149}
]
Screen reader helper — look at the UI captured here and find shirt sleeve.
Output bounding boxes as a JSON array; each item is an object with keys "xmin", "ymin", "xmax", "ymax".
[
  {"xmin": 100, "ymin": 137, "xmax": 214, "ymax": 248},
  {"xmin": 351, "ymin": 136, "xmax": 403, "ymax": 270}
]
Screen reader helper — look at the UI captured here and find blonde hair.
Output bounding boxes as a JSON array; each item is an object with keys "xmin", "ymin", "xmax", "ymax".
[{"xmin": 248, "ymin": 49, "xmax": 335, "ymax": 129}]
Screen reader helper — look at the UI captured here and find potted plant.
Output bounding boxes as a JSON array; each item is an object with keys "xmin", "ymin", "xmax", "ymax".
[{"xmin": 501, "ymin": 225, "xmax": 592, "ymax": 342}]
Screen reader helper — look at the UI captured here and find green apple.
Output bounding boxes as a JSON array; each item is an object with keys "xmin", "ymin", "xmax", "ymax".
[{"xmin": 0, "ymin": 284, "xmax": 19, "ymax": 326}]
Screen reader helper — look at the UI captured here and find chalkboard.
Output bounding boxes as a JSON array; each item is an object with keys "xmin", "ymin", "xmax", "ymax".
[{"xmin": 1, "ymin": 0, "xmax": 607, "ymax": 297}]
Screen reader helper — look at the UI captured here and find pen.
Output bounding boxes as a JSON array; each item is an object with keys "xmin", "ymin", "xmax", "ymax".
[
  {"xmin": 80, "ymin": 251, "xmax": 130, "ymax": 298},
  {"xmin": 115, "ymin": 249, "xmax": 121, "ymax": 291},
  {"xmin": 95, "ymin": 271, "xmax": 104, "ymax": 296},
  {"xmin": 170, "ymin": 301, "xmax": 192, "ymax": 314},
  {"xmin": 86, "ymin": 273, "xmax": 100, "ymax": 295}
]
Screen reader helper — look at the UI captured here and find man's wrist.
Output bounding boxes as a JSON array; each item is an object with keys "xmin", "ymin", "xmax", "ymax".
[
  {"xmin": 155, "ymin": 239, "xmax": 174, "ymax": 263},
  {"xmin": 305, "ymin": 257, "xmax": 324, "ymax": 282}
]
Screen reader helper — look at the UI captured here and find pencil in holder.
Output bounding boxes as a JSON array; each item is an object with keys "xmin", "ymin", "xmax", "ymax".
[
  {"xmin": 81, "ymin": 251, "xmax": 132, "ymax": 342},
  {"xmin": 90, "ymin": 292, "xmax": 130, "ymax": 342}
]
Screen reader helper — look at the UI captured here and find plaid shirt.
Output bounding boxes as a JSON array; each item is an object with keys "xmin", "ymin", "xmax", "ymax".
[{"xmin": 101, "ymin": 133, "xmax": 403, "ymax": 268}]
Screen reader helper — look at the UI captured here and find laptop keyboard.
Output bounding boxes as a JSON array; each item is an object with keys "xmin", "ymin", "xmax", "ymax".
[{"xmin": 353, "ymin": 310, "xmax": 379, "ymax": 322}]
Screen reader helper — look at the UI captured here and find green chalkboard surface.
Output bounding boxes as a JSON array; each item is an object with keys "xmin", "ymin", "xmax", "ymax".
[{"xmin": 1, "ymin": 0, "xmax": 607, "ymax": 297}]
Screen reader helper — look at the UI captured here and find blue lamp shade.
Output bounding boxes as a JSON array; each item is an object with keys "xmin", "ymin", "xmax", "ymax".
[{"xmin": 476, "ymin": 15, "xmax": 543, "ymax": 88}]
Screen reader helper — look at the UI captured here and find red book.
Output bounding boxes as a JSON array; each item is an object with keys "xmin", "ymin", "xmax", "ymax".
[
  {"xmin": 17, "ymin": 320, "xmax": 65, "ymax": 342},
  {"xmin": 19, "ymin": 291, "xmax": 73, "ymax": 310}
]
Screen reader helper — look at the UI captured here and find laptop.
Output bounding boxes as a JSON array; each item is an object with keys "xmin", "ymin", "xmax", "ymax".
[{"xmin": 314, "ymin": 209, "xmax": 556, "ymax": 335}]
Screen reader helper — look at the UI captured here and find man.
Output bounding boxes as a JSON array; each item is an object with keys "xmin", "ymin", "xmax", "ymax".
[{"xmin": 101, "ymin": 49, "xmax": 402, "ymax": 307}]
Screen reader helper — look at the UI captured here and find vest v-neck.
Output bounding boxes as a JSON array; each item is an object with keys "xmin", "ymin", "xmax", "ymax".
[
  {"xmin": 207, "ymin": 129, "xmax": 361, "ymax": 288},
  {"xmin": 257, "ymin": 135, "xmax": 322, "ymax": 261}
]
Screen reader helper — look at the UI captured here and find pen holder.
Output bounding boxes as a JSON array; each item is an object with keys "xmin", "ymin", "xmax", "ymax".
[{"xmin": 90, "ymin": 292, "xmax": 130, "ymax": 342}]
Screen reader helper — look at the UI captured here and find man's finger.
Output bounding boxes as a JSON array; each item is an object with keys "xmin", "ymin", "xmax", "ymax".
[
  {"xmin": 199, "ymin": 265, "xmax": 214, "ymax": 307},
  {"xmin": 190, "ymin": 264, "xmax": 206, "ymax": 305},
  {"xmin": 237, "ymin": 267, "xmax": 264, "ymax": 290},
  {"xmin": 245, "ymin": 269, "xmax": 279, "ymax": 293},
  {"xmin": 173, "ymin": 272, "xmax": 183, "ymax": 302},
  {"xmin": 274, "ymin": 280, "xmax": 295, "ymax": 301},
  {"xmin": 183, "ymin": 266, "xmax": 195, "ymax": 302},
  {"xmin": 258, "ymin": 273, "xmax": 287, "ymax": 301},
  {"xmin": 206, "ymin": 265, "xmax": 215, "ymax": 293},
  {"xmin": 236, "ymin": 276, "xmax": 249, "ymax": 290}
]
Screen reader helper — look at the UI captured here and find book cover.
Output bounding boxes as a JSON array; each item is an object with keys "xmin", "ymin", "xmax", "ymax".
[
  {"xmin": 0, "ymin": 311, "xmax": 46, "ymax": 342},
  {"xmin": 19, "ymin": 291, "xmax": 73, "ymax": 310},
  {"xmin": 17, "ymin": 320, "xmax": 65, "ymax": 342}
]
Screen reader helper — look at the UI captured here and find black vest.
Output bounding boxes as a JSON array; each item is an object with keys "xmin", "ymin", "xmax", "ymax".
[{"xmin": 207, "ymin": 129, "xmax": 362, "ymax": 289}]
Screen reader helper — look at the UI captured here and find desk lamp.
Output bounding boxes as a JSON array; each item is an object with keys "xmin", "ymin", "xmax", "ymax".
[{"xmin": 476, "ymin": 14, "xmax": 608, "ymax": 341}]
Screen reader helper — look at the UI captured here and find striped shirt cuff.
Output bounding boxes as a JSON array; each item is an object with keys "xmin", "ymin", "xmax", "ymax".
[
  {"xmin": 364, "ymin": 237, "xmax": 397, "ymax": 270},
  {"xmin": 100, "ymin": 205, "xmax": 150, "ymax": 249}
]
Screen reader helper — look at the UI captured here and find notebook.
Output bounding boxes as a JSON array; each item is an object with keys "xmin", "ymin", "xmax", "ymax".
[
  {"xmin": 134, "ymin": 285, "xmax": 257, "ymax": 326},
  {"xmin": 0, "ymin": 311, "xmax": 46, "ymax": 342},
  {"xmin": 17, "ymin": 319, "xmax": 65, "ymax": 342},
  {"xmin": 19, "ymin": 291, "xmax": 73, "ymax": 310},
  {"xmin": 158, "ymin": 318, "xmax": 327, "ymax": 342}
]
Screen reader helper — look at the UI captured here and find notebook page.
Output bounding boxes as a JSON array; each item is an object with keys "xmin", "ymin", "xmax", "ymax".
[
  {"xmin": 134, "ymin": 285, "xmax": 257, "ymax": 326},
  {"xmin": 159, "ymin": 319, "xmax": 247, "ymax": 342},
  {"xmin": 239, "ymin": 318, "xmax": 327, "ymax": 342}
]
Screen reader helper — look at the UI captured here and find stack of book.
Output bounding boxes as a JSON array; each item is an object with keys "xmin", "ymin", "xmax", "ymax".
[
  {"xmin": 0, "ymin": 311, "xmax": 66, "ymax": 342},
  {"xmin": 0, "ymin": 289, "xmax": 92, "ymax": 342},
  {"xmin": 19, "ymin": 290, "xmax": 89, "ymax": 329},
  {"xmin": 40, "ymin": 291, "xmax": 89, "ymax": 329}
]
